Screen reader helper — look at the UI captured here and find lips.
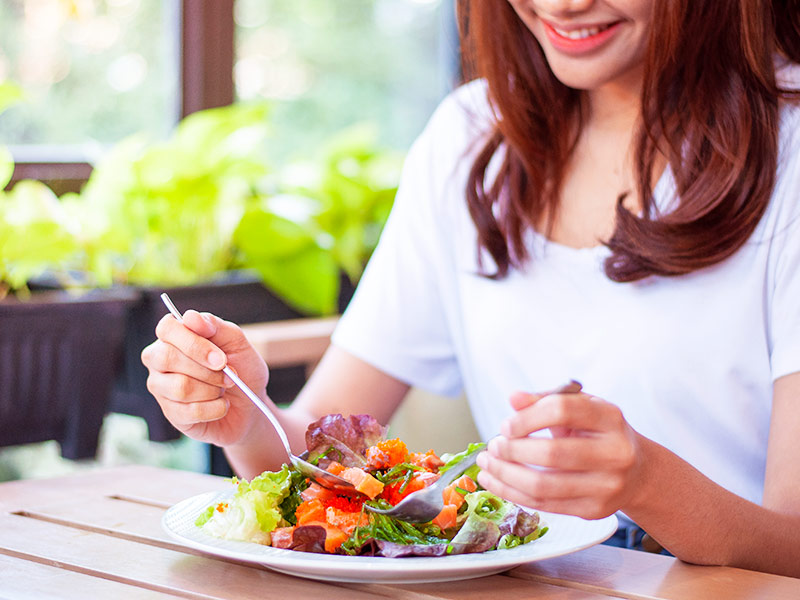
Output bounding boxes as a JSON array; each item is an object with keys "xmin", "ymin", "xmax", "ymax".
[{"xmin": 541, "ymin": 19, "xmax": 622, "ymax": 54}]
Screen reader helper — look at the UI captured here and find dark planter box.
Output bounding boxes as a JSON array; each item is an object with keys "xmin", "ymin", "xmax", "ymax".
[
  {"xmin": 110, "ymin": 272, "xmax": 355, "ymax": 446},
  {"xmin": 0, "ymin": 289, "xmax": 137, "ymax": 459}
]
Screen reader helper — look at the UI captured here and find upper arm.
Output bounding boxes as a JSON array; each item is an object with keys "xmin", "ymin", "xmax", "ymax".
[
  {"xmin": 287, "ymin": 344, "xmax": 411, "ymax": 428},
  {"xmin": 762, "ymin": 371, "xmax": 800, "ymax": 513}
]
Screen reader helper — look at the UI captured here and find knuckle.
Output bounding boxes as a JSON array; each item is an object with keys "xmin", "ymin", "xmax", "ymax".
[
  {"xmin": 174, "ymin": 376, "xmax": 194, "ymax": 399},
  {"xmin": 187, "ymin": 336, "xmax": 211, "ymax": 362}
]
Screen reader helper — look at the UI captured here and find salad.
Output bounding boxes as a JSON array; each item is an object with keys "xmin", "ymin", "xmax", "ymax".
[{"xmin": 196, "ymin": 414, "xmax": 548, "ymax": 557}]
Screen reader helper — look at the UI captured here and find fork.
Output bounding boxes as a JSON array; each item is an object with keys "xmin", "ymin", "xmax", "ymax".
[
  {"xmin": 159, "ymin": 293, "xmax": 356, "ymax": 493},
  {"xmin": 365, "ymin": 380, "xmax": 584, "ymax": 523}
]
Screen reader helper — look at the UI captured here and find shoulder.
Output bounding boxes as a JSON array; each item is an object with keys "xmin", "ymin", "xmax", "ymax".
[
  {"xmin": 413, "ymin": 79, "xmax": 495, "ymax": 160},
  {"xmin": 397, "ymin": 80, "xmax": 495, "ymax": 210}
]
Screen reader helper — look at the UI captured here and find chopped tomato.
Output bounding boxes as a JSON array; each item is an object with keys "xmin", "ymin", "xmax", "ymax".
[
  {"xmin": 270, "ymin": 526, "xmax": 295, "ymax": 549},
  {"xmin": 408, "ymin": 449, "xmax": 444, "ymax": 471},
  {"xmin": 295, "ymin": 498, "xmax": 326, "ymax": 525},
  {"xmin": 366, "ymin": 438, "xmax": 408, "ymax": 469},
  {"xmin": 432, "ymin": 503, "xmax": 459, "ymax": 531},
  {"xmin": 325, "ymin": 506, "xmax": 370, "ymax": 536},
  {"xmin": 382, "ymin": 470, "xmax": 440, "ymax": 505},
  {"xmin": 340, "ymin": 467, "xmax": 385, "ymax": 499},
  {"xmin": 442, "ymin": 475, "xmax": 478, "ymax": 509}
]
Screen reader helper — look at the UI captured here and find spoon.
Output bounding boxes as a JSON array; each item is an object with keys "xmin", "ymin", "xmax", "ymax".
[
  {"xmin": 159, "ymin": 293, "xmax": 356, "ymax": 493},
  {"xmin": 365, "ymin": 379, "xmax": 584, "ymax": 523}
]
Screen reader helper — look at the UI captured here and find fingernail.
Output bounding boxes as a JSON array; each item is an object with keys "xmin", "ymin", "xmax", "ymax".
[{"xmin": 207, "ymin": 350, "xmax": 226, "ymax": 370}]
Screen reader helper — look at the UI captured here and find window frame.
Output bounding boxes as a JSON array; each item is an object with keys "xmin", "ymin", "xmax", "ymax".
[{"xmin": 7, "ymin": 0, "xmax": 235, "ymax": 193}]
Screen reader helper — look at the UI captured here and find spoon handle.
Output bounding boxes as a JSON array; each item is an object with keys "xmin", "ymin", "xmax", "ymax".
[{"xmin": 159, "ymin": 293, "xmax": 295, "ymax": 458}]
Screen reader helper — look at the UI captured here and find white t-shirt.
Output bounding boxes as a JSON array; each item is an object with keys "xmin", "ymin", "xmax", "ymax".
[{"xmin": 332, "ymin": 75, "xmax": 800, "ymax": 509}]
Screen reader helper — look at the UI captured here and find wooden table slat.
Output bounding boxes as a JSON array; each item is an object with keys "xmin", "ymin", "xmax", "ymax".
[
  {"xmin": 0, "ymin": 553, "xmax": 184, "ymax": 600},
  {"xmin": 0, "ymin": 513, "xmax": 385, "ymax": 600},
  {"xmin": 510, "ymin": 544, "xmax": 800, "ymax": 600}
]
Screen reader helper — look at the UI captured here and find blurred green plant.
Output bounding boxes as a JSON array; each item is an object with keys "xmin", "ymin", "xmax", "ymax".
[
  {"xmin": 79, "ymin": 102, "xmax": 273, "ymax": 287},
  {"xmin": 0, "ymin": 80, "xmax": 85, "ymax": 299},
  {"xmin": 1, "ymin": 79, "xmax": 402, "ymax": 313},
  {"xmin": 236, "ymin": 124, "xmax": 402, "ymax": 313}
]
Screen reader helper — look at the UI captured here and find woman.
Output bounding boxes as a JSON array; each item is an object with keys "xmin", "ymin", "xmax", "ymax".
[{"xmin": 142, "ymin": 0, "xmax": 800, "ymax": 575}]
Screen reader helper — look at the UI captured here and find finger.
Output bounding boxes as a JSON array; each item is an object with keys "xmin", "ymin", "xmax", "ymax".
[
  {"xmin": 155, "ymin": 313, "xmax": 227, "ymax": 371},
  {"xmin": 487, "ymin": 435, "xmax": 631, "ymax": 471},
  {"xmin": 198, "ymin": 312, "xmax": 255, "ymax": 355},
  {"xmin": 477, "ymin": 468, "xmax": 614, "ymax": 519},
  {"xmin": 142, "ymin": 340, "xmax": 232, "ymax": 388},
  {"xmin": 509, "ymin": 391, "xmax": 543, "ymax": 411},
  {"xmin": 502, "ymin": 393, "xmax": 620, "ymax": 438},
  {"xmin": 160, "ymin": 396, "xmax": 231, "ymax": 426},
  {"xmin": 146, "ymin": 370, "xmax": 226, "ymax": 405},
  {"xmin": 476, "ymin": 451, "xmax": 623, "ymax": 503}
]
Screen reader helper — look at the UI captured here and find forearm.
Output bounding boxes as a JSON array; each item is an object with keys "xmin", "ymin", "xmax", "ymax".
[{"xmin": 627, "ymin": 435, "xmax": 800, "ymax": 576}]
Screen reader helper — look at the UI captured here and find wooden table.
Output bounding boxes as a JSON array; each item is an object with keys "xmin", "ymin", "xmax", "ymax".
[{"xmin": 2, "ymin": 466, "xmax": 798, "ymax": 599}]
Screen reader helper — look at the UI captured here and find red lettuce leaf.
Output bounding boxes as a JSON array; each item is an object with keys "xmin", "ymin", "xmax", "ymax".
[
  {"xmin": 289, "ymin": 525, "xmax": 328, "ymax": 553},
  {"xmin": 305, "ymin": 413, "xmax": 387, "ymax": 467}
]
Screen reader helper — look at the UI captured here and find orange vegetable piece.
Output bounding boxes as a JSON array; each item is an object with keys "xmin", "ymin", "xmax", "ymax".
[
  {"xmin": 432, "ymin": 503, "xmax": 459, "ymax": 531},
  {"xmin": 340, "ymin": 467, "xmax": 385, "ymax": 499},
  {"xmin": 295, "ymin": 498, "xmax": 326, "ymax": 525},
  {"xmin": 366, "ymin": 438, "xmax": 408, "ymax": 469}
]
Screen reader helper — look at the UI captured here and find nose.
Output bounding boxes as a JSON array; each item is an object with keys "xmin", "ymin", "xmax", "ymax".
[{"xmin": 534, "ymin": 0, "xmax": 595, "ymax": 14}]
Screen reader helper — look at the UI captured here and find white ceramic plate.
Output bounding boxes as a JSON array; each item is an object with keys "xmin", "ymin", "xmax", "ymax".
[{"xmin": 162, "ymin": 490, "xmax": 617, "ymax": 584}]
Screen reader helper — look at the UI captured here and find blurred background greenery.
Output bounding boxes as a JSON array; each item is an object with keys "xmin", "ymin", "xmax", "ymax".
[
  {"xmin": 0, "ymin": 0, "xmax": 453, "ymax": 158},
  {"xmin": 0, "ymin": 0, "xmax": 464, "ymax": 481}
]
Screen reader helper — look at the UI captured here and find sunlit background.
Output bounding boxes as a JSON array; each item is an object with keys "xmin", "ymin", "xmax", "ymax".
[{"xmin": 0, "ymin": 0, "xmax": 453, "ymax": 161}]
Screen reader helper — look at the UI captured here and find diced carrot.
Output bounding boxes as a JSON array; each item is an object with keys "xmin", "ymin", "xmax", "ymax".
[
  {"xmin": 301, "ymin": 482, "xmax": 337, "ymax": 503},
  {"xmin": 270, "ymin": 526, "xmax": 296, "ymax": 549},
  {"xmin": 325, "ymin": 506, "xmax": 370, "ymax": 536},
  {"xmin": 295, "ymin": 498, "xmax": 326, "ymax": 525},
  {"xmin": 366, "ymin": 438, "xmax": 408, "ymax": 469},
  {"xmin": 408, "ymin": 449, "xmax": 444, "ymax": 471},
  {"xmin": 432, "ymin": 503, "xmax": 459, "ymax": 531},
  {"xmin": 340, "ymin": 467, "xmax": 385, "ymax": 499},
  {"xmin": 326, "ymin": 461, "xmax": 345, "ymax": 475}
]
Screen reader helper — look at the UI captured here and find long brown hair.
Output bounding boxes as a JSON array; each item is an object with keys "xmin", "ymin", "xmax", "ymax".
[{"xmin": 458, "ymin": 0, "xmax": 800, "ymax": 281}]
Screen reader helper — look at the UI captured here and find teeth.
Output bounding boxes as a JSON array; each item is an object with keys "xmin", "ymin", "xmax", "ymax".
[{"xmin": 553, "ymin": 25, "xmax": 608, "ymax": 40}]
